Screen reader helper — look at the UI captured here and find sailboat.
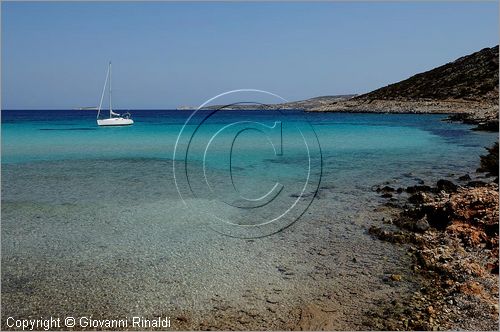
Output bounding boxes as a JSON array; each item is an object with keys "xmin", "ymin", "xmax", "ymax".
[{"xmin": 96, "ymin": 61, "xmax": 134, "ymax": 126}]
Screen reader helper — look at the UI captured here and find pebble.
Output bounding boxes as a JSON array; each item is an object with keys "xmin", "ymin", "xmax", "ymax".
[{"xmin": 391, "ymin": 274, "xmax": 402, "ymax": 282}]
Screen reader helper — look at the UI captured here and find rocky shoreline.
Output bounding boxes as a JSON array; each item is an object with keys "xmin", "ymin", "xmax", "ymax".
[
  {"xmin": 366, "ymin": 143, "xmax": 499, "ymax": 330},
  {"xmin": 307, "ymin": 98, "xmax": 499, "ymax": 132},
  {"xmin": 183, "ymin": 97, "xmax": 499, "ymax": 132}
]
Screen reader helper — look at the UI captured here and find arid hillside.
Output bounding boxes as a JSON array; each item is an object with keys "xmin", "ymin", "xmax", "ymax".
[{"xmin": 358, "ymin": 46, "xmax": 498, "ymax": 103}]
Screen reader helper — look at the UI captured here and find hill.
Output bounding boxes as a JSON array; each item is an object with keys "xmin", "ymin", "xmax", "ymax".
[
  {"xmin": 310, "ymin": 46, "xmax": 499, "ymax": 130},
  {"xmin": 358, "ymin": 46, "xmax": 498, "ymax": 103}
]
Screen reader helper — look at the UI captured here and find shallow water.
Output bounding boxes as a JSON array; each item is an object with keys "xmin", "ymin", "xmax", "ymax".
[{"xmin": 2, "ymin": 110, "xmax": 497, "ymax": 328}]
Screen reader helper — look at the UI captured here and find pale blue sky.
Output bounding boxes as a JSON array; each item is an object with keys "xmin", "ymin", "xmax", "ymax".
[{"xmin": 2, "ymin": 1, "xmax": 498, "ymax": 109}]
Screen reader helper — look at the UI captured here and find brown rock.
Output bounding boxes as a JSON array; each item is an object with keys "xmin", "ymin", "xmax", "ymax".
[{"xmin": 391, "ymin": 274, "xmax": 402, "ymax": 282}]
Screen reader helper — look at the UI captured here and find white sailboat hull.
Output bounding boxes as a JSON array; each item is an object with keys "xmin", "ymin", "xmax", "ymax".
[
  {"xmin": 94, "ymin": 62, "xmax": 134, "ymax": 127},
  {"xmin": 97, "ymin": 117, "xmax": 134, "ymax": 126}
]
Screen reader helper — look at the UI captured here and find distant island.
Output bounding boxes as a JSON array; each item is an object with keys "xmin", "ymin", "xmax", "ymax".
[
  {"xmin": 183, "ymin": 46, "xmax": 498, "ymax": 131},
  {"xmin": 176, "ymin": 95, "xmax": 356, "ymax": 111}
]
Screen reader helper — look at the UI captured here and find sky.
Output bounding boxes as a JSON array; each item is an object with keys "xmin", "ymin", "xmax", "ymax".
[{"xmin": 2, "ymin": 1, "xmax": 498, "ymax": 109}]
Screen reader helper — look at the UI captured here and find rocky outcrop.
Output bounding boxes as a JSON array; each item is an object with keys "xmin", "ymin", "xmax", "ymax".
[
  {"xmin": 368, "ymin": 176, "xmax": 499, "ymax": 330},
  {"xmin": 478, "ymin": 142, "xmax": 499, "ymax": 178}
]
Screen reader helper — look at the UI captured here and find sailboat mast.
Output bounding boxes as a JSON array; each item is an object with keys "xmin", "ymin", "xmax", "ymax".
[
  {"xmin": 109, "ymin": 61, "xmax": 112, "ymax": 118},
  {"xmin": 97, "ymin": 63, "xmax": 110, "ymax": 120}
]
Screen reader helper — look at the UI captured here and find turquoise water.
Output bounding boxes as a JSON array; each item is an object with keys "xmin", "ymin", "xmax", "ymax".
[
  {"xmin": 2, "ymin": 109, "xmax": 495, "ymax": 169},
  {"xmin": 3, "ymin": 110, "xmax": 495, "ymax": 208},
  {"xmin": 1, "ymin": 109, "xmax": 497, "ymax": 326},
  {"xmin": 2, "ymin": 110, "xmax": 496, "ymax": 192},
  {"xmin": 2, "ymin": 109, "xmax": 497, "ymax": 234}
]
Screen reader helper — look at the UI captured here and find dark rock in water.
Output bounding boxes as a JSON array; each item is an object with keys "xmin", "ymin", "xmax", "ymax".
[
  {"xmin": 477, "ymin": 142, "xmax": 499, "ymax": 176},
  {"xmin": 467, "ymin": 180, "xmax": 487, "ymax": 188},
  {"xmin": 394, "ymin": 214, "xmax": 430, "ymax": 233},
  {"xmin": 396, "ymin": 187, "xmax": 404, "ymax": 194},
  {"xmin": 448, "ymin": 113, "xmax": 470, "ymax": 122},
  {"xmin": 376, "ymin": 185, "xmax": 395, "ymax": 193},
  {"xmin": 458, "ymin": 174, "xmax": 472, "ymax": 181},
  {"xmin": 381, "ymin": 193, "xmax": 393, "ymax": 198},
  {"xmin": 384, "ymin": 201, "xmax": 403, "ymax": 208},
  {"xmin": 415, "ymin": 178, "xmax": 425, "ymax": 185},
  {"xmin": 473, "ymin": 120, "xmax": 499, "ymax": 132},
  {"xmin": 368, "ymin": 226, "xmax": 414, "ymax": 244},
  {"xmin": 414, "ymin": 217, "xmax": 430, "ymax": 232},
  {"xmin": 406, "ymin": 185, "xmax": 432, "ymax": 193},
  {"xmin": 408, "ymin": 192, "xmax": 428, "ymax": 204},
  {"xmin": 369, "ymin": 226, "xmax": 390, "ymax": 241},
  {"xmin": 437, "ymin": 179, "xmax": 458, "ymax": 192},
  {"xmin": 401, "ymin": 206, "xmax": 426, "ymax": 220}
]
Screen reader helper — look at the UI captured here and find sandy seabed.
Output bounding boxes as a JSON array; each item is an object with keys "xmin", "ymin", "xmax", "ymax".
[{"xmin": 2, "ymin": 158, "xmax": 420, "ymax": 330}]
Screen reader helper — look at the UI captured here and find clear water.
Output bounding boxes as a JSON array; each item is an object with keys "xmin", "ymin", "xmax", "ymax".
[
  {"xmin": 4, "ymin": 109, "xmax": 495, "ymax": 233},
  {"xmin": 2, "ymin": 109, "xmax": 495, "ymax": 164},
  {"xmin": 1, "ymin": 109, "xmax": 497, "ymax": 327},
  {"xmin": 3, "ymin": 109, "xmax": 496, "ymax": 190},
  {"xmin": 2, "ymin": 109, "xmax": 496, "ymax": 204}
]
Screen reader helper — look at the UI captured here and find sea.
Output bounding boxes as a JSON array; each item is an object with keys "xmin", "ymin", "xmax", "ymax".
[{"xmin": 1, "ymin": 109, "xmax": 497, "ymax": 328}]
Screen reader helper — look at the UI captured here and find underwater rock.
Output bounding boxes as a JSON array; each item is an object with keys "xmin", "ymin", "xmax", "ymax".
[
  {"xmin": 458, "ymin": 174, "xmax": 472, "ymax": 181},
  {"xmin": 406, "ymin": 185, "xmax": 432, "ymax": 194},
  {"xmin": 436, "ymin": 179, "xmax": 458, "ymax": 193},
  {"xmin": 477, "ymin": 142, "xmax": 499, "ymax": 177}
]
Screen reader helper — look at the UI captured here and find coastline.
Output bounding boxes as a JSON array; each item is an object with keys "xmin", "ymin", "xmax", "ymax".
[
  {"xmin": 307, "ymin": 98, "xmax": 499, "ymax": 132},
  {"xmin": 366, "ymin": 144, "xmax": 499, "ymax": 330},
  {"xmin": 183, "ymin": 97, "xmax": 499, "ymax": 132}
]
